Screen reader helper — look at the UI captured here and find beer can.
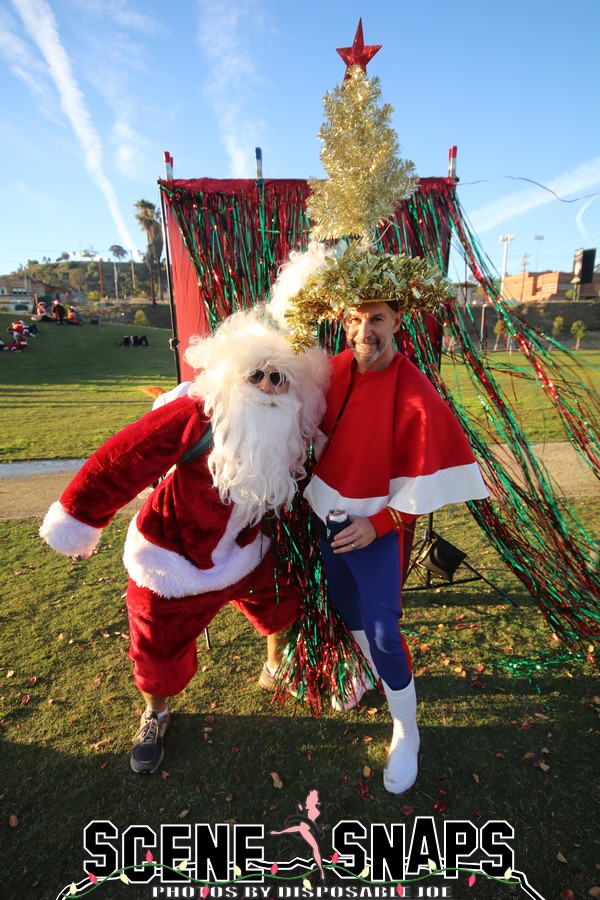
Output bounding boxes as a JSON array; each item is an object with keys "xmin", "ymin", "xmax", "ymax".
[{"xmin": 326, "ymin": 508, "xmax": 351, "ymax": 543}]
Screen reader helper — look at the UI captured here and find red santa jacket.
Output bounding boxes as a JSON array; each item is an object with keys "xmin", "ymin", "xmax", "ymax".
[
  {"xmin": 40, "ymin": 396, "xmax": 268, "ymax": 598},
  {"xmin": 304, "ymin": 349, "xmax": 488, "ymax": 522}
]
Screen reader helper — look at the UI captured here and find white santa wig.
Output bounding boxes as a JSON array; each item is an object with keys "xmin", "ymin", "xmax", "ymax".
[
  {"xmin": 185, "ymin": 305, "xmax": 329, "ymax": 443},
  {"xmin": 267, "ymin": 241, "xmax": 331, "ymax": 330}
]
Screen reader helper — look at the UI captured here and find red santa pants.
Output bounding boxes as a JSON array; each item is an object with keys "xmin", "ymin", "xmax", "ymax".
[{"xmin": 126, "ymin": 549, "xmax": 300, "ymax": 697}]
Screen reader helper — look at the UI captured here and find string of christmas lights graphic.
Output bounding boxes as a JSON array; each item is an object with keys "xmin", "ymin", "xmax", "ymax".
[{"xmin": 58, "ymin": 855, "xmax": 547, "ymax": 900}]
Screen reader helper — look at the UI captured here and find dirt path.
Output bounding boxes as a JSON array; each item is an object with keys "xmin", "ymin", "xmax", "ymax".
[
  {"xmin": 0, "ymin": 461, "xmax": 150, "ymax": 519},
  {"xmin": 0, "ymin": 442, "xmax": 597, "ymax": 520}
]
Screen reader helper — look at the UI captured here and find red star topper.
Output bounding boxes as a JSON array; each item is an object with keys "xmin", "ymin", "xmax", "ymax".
[{"xmin": 336, "ymin": 19, "xmax": 381, "ymax": 78}]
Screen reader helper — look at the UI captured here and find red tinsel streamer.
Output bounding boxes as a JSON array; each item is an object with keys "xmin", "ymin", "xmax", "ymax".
[
  {"xmin": 159, "ymin": 176, "xmax": 599, "ymax": 655},
  {"xmin": 263, "ymin": 484, "xmax": 374, "ymax": 716}
]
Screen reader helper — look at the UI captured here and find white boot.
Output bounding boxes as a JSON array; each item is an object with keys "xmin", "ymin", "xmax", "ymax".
[
  {"xmin": 331, "ymin": 630, "xmax": 378, "ymax": 712},
  {"xmin": 382, "ymin": 677, "xmax": 420, "ymax": 794}
]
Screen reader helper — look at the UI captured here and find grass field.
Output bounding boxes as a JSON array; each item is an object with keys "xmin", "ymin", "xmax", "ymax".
[
  {"xmin": 1, "ymin": 311, "xmax": 599, "ymax": 460},
  {"xmin": 0, "ymin": 313, "xmax": 177, "ymax": 459},
  {"xmin": 1, "ymin": 313, "xmax": 599, "ymax": 900}
]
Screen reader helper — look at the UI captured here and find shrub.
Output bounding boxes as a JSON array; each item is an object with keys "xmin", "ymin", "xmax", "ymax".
[{"xmin": 133, "ymin": 309, "xmax": 151, "ymax": 328}]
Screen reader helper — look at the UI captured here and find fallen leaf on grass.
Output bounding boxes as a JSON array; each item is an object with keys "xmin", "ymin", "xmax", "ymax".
[
  {"xmin": 588, "ymin": 888, "xmax": 600, "ymax": 898},
  {"xmin": 271, "ymin": 772, "xmax": 283, "ymax": 789},
  {"xmin": 400, "ymin": 805, "xmax": 414, "ymax": 816},
  {"xmin": 560, "ymin": 890, "xmax": 575, "ymax": 900},
  {"xmin": 362, "ymin": 766, "xmax": 372, "ymax": 778},
  {"xmin": 177, "ymin": 809, "xmax": 189, "ymax": 819},
  {"xmin": 366, "ymin": 708, "xmax": 378, "ymax": 716},
  {"xmin": 472, "ymin": 773, "xmax": 480, "ymax": 783},
  {"xmin": 557, "ymin": 852, "xmax": 568, "ymax": 863},
  {"xmin": 161, "ymin": 771, "xmax": 169, "ymax": 780},
  {"xmin": 8, "ymin": 815, "xmax": 19, "ymax": 828},
  {"xmin": 362, "ymin": 736, "xmax": 373, "ymax": 743},
  {"xmin": 357, "ymin": 780, "xmax": 373, "ymax": 801}
]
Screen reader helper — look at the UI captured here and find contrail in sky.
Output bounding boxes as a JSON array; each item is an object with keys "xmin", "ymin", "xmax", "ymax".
[
  {"xmin": 469, "ymin": 157, "xmax": 600, "ymax": 235},
  {"xmin": 11, "ymin": 0, "xmax": 138, "ymax": 254},
  {"xmin": 196, "ymin": 0, "xmax": 266, "ymax": 178}
]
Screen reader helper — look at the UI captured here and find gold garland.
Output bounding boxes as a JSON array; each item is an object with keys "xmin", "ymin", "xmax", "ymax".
[
  {"xmin": 279, "ymin": 66, "xmax": 451, "ymax": 351},
  {"xmin": 307, "ymin": 66, "xmax": 417, "ymax": 245}
]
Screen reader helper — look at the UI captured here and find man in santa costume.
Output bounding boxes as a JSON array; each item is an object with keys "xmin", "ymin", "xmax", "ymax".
[
  {"xmin": 303, "ymin": 297, "xmax": 488, "ymax": 795},
  {"xmin": 40, "ymin": 308, "xmax": 329, "ymax": 774}
]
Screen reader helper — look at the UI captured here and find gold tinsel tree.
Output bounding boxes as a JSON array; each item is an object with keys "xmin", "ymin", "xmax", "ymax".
[{"xmin": 307, "ymin": 65, "xmax": 418, "ymax": 246}]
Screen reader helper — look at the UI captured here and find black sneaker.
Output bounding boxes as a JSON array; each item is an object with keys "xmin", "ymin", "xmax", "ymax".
[{"xmin": 130, "ymin": 710, "xmax": 170, "ymax": 774}]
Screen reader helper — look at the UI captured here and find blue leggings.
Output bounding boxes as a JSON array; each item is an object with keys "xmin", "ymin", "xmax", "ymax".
[{"xmin": 320, "ymin": 532, "xmax": 412, "ymax": 691}]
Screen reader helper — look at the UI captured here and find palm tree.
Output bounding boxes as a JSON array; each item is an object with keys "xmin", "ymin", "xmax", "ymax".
[{"xmin": 135, "ymin": 200, "xmax": 163, "ymax": 303}]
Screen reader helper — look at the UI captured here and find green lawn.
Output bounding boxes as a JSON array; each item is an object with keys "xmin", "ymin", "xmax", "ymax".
[
  {"xmin": 1, "ymin": 311, "xmax": 598, "ymax": 461},
  {"xmin": 0, "ymin": 313, "xmax": 178, "ymax": 459},
  {"xmin": 1, "ymin": 500, "xmax": 598, "ymax": 899},
  {"xmin": 1, "ymin": 311, "xmax": 598, "ymax": 900}
]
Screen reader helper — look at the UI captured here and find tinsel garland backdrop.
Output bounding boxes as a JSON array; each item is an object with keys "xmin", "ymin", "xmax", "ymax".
[{"xmin": 159, "ymin": 176, "xmax": 599, "ymax": 660}]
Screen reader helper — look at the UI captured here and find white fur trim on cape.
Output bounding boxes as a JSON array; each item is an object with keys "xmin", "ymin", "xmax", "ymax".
[
  {"xmin": 305, "ymin": 462, "xmax": 489, "ymax": 522},
  {"xmin": 39, "ymin": 501, "xmax": 102, "ymax": 558},
  {"xmin": 122, "ymin": 513, "xmax": 271, "ymax": 598}
]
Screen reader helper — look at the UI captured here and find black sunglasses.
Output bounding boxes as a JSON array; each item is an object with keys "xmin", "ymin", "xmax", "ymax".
[{"xmin": 247, "ymin": 369, "xmax": 288, "ymax": 388}]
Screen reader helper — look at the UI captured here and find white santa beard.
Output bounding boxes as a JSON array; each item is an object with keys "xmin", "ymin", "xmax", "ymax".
[{"xmin": 208, "ymin": 388, "xmax": 305, "ymax": 528}]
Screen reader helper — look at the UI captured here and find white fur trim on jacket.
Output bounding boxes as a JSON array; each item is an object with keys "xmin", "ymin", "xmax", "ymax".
[
  {"xmin": 306, "ymin": 462, "xmax": 489, "ymax": 522},
  {"xmin": 122, "ymin": 513, "xmax": 271, "ymax": 599},
  {"xmin": 39, "ymin": 502, "xmax": 103, "ymax": 558}
]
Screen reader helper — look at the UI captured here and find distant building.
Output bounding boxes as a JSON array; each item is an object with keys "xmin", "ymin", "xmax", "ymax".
[
  {"xmin": 0, "ymin": 275, "xmax": 74, "ymax": 311},
  {"xmin": 502, "ymin": 269, "xmax": 599, "ymax": 303}
]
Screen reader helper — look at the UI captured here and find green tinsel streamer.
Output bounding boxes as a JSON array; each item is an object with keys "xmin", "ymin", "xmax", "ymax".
[
  {"xmin": 392, "ymin": 195, "xmax": 599, "ymax": 649},
  {"xmin": 159, "ymin": 176, "xmax": 599, "ymax": 658},
  {"xmin": 264, "ymin": 487, "xmax": 374, "ymax": 716}
]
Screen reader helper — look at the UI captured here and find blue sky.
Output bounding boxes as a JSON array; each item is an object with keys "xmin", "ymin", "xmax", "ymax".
[{"xmin": 1, "ymin": 0, "xmax": 599, "ymax": 283}]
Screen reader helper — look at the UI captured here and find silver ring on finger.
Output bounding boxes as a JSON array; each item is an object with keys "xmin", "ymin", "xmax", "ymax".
[{"xmin": 351, "ymin": 541, "xmax": 356, "ymax": 549}]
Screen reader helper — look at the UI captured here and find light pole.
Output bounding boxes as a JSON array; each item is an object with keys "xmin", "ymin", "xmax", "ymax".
[
  {"xmin": 499, "ymin": 234, "xmax": 515, "ymax": 299},
  {"xmin": 533, "ymin": 235, "xmax": 544, "ymax": 272}
]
